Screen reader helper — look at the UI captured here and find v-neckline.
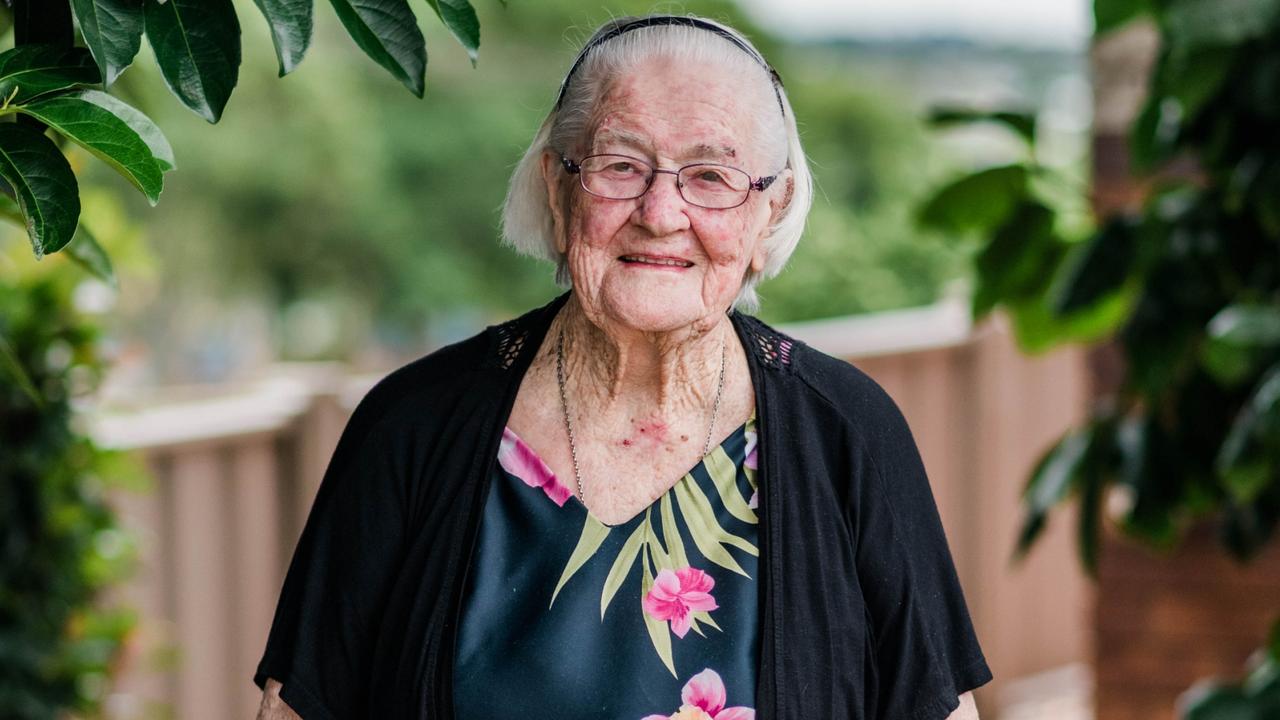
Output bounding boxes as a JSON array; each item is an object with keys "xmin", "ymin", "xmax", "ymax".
[{"xmin": 500, "ymin": 413, "xmax": 755, "ymax": 529}]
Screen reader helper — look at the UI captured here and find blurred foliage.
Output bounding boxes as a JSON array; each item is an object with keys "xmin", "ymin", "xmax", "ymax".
[
  {"xmin": 99, "ymin": 0, "xmax": 995, "ymax": 377},
  {"xmin": 1180, "ymin": 614, "xmax": 1280, "ymax": 719},
  {"xmin": 920, "ymin": 0, "xmax": 1280, "ymax": 573},
  {"xmin": 0, "ymin": 238, "xmax": 146, "ymax": 718}
]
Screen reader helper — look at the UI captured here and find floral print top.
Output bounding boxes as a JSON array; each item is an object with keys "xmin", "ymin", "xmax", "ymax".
[{"xmin": 453, "ymin": 414, "xmax": 760, "ymax": 720}]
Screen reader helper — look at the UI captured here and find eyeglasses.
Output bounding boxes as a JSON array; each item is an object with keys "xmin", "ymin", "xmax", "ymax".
[{"xmin": 560, "ymin": 153, "xmax": 777, "ymax": 210}]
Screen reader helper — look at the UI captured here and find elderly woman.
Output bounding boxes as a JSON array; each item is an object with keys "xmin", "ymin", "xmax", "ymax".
[{"xmin": 255, "ymin": 14, "xmax": 989, "ymax": 720}]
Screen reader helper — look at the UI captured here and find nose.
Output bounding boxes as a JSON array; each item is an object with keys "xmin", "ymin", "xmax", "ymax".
[{"xmin": 633, "ymin": 169, "xmax": 691, "ymax": 235}]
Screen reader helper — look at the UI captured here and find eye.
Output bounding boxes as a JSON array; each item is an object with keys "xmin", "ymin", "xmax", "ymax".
[{"xmin": 608, "ymin": 161, "xmax": 639, "ymax": 174}]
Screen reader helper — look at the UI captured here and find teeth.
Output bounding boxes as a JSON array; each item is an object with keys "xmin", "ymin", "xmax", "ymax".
[{"xmin": 620, "ymin": 255, "xmax": 692, "ymax": 267}]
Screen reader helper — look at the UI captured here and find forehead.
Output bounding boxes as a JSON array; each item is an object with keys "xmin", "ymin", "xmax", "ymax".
[{"xmin": 585, "ymin": 58, "xmax": 764, "ymax": 163}]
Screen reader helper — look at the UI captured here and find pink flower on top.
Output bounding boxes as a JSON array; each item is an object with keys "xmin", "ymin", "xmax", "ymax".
[
  {"xmin": 640, "ymin": 668, "xmax": 755, "ymax": 720},
  {"xmin": 642, "ymin": 566, "xmax": 718, "ymax": 638}
]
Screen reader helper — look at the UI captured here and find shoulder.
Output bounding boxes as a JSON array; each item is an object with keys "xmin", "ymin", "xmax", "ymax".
[
  {"xmin": 342, "ymin": 298, "xmax": 558, "ymax": 444},
  {"xmin": 735, "ymin": 312, "xmax": 914, "ymax": 450}
]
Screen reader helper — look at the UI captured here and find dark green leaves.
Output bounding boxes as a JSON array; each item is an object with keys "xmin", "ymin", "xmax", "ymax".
[
  {"xmin": 252, "ymin": 0, "xmax": 315, "ymax": 76},
  {"xmin": 1094, "ymin": 0, "xmax": 1153, "ymax": 35},
  {"xmin": 70, "ymin": 0, "xmax": 144, "ymax": 86},
  {"xmin": 329, "ymin": 0, "xmax": 427, "ymax": 97},
  {"xmin": 144, "ymin": 0, "xmax": 242, "ymax": 123},
  {"xmin": 0, "ymin": 123, "xmax": 80, "ymax": 258},
  {"xmin": 917, "ymin": 165, "xmax": 1028, "ymax": 235},
  {"xmin": 1163, "ymin": 0, "xmax": 1280, "ymax": 52},
  {"xmin": 928, "ymin": 107, "xmax": 1036, "ymax": 145},
  {"xmin": 0, "ymin": 45, "xmax": 101, "ymax": 106},
  {"xmin": 19, "ymin": 90, "xmax": 166, "ymax": 204},
  {"xmin": 425, "ymin": 0, "xmax": 480, "ymax": 65},
  {"xmin": 1051, "ymin": 217, "xmax": 1139, "ymax": 315}
]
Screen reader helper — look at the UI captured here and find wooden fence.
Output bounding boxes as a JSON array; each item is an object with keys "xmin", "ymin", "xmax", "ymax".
[{"xmin": 89, "ymin": 298, "xmax": 1093, "ymax": 719}]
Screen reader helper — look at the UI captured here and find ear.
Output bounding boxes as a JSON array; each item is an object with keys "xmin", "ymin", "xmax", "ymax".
[
  {"xmin": 541, "ymin": 151, "xmax": 570, "ymax": 254},
  {"xmin": 768, "ymin": 168, "xmax": 794, "ymax": 226}
]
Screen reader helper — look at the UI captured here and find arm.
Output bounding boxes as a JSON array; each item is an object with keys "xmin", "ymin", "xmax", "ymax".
[
  {"xmin": 256, "ymin": 678, "xmax": 302, "ymax": 720},
  {"xmin": 946, "ymin": 691, "xmax": 980, "ymax": 720}
]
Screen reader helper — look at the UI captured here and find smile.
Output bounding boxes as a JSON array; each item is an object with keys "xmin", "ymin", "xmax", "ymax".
[{"xmin": 618, "ymin": 255, "xmax": 694, "ymax": 268}]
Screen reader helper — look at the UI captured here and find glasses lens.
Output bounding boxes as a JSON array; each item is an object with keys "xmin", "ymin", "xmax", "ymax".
[
  {"xmin": 579, "ymin": 155, "xmax": 651, "ymax": 199},
  {"xmin": 678, "ymin": 164, "xmax": 751, "ymax": 209}
]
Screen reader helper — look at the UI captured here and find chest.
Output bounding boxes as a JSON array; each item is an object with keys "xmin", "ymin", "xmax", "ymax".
[{"xmin": 505, "ymin": 357, "xmax": 755, "ymax": 527}]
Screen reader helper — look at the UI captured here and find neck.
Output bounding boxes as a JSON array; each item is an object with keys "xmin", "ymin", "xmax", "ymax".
[{"xmin": 554, "ymin": 293, "xmax": 730, "ymax": 420}]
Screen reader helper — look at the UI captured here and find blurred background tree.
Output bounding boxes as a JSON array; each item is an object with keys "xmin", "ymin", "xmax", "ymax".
[{"xmin": 98, "ymin": 0, "xmax": 1085, "ymax": 383}]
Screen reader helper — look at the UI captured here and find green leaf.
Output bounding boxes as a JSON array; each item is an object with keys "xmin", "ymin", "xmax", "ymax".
[
  {"xmin": 928, "ymin": 107, "xmax": 1037, "ymax": 145},
  {"xmin": 0, "ymin": 45, "xmax": 101, "ymax": 106},
  {"xmin": 600, "ymin": 521, "xmax": 645, "ymax": 620},
  {"xmin": 644, "ymin": 510, "xmax": 672, "ymax": 571},
  {"xmin": 1208, "ymin": 304, "xmax": 1280, "ymax": 348},
  {"xmin": 252, "ymin": 0, "xmax": 314, "ymax": 76},
  {"xmin": 918, "ymin": 164, "xmax": 1028, "ymax": 236},
  {"xmin": 423, "ymin": 0, "xmax": 480, "ymax": 66},
  {"xmin": 70, "ymin": 0, "xmax": 144, "ymax": 86},
  {"xmin": 673, "ymin": 477, "xmax": 754, "ymax": 577},
  {"xmin": 0, "ymin": 329, "xmax": 44, "ymax": 407},
  {"xmin": 972, "ymin": 200, "xmax": 1058, "ymax": 318},
  {"xmin": 1164, "ymin": 0, "xmax": 1280, "ymax": 52},
  {"xmin": 18, "ymin": 90, "xmax": 164, "ymax": 204},
  {"xmin": 0, "ymin": 123, "xmax": 80, "ymax": 258},
  {"xmin": 659, "ymin": 493, "xmax": 689, "ymax": 569},
  {"xmin": 1180, "ymin": 682, "xmax": 1255, "ymax": 720},
  {"xmin": 1216, "ymin": 365, "xmax": 1280, "ymax": 504},
  {"xmin": 1015, "ymin": 428, "xmax": 1091, "ymax": 558},
  {"xmin": 65, "ymin": 223, "xmax": 117, "ymax": 288},
  {"xmin": 68, "ymin": 88, "xmax": 174, "ymax": 171},
  {"xmin": 329, "ymin": 0, "xmax": 426, "ymax": 98},
  {"xmin": 1051, "ymin": 217, "xmax": 1139, "ymax": 316},
  {"xmin": 549, "ymin": 515, "xmax": 609, "ymax": 607},
  {"xmin": 1094, "ymin": 0, "xmax": 1153, "ymax": 35},
  {"xmin": 144, "ymin": 0, "xmax": 241, "ymax": 123},
  {"xmin": 640, "ymin": 543, "xmax": 677, "ymax": 677},
  {"xmin": 704, "ymin": 447, "xmax": 757, "ymax": 525}
]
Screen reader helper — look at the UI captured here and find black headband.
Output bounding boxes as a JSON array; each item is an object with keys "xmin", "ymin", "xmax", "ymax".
[{"xmin": 553, "ymin": 16, "xmax": 786, "ymax": 116}]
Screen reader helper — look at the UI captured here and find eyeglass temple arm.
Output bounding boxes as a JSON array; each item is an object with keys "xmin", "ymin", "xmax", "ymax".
[{"xmin": 751, "ymin": 175, "xmax": 777, "ymax": 192}]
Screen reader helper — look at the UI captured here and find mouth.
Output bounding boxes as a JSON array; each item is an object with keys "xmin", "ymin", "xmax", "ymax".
[{"xmin": 618, "ymin": 254, "xmax": 694, "ymax": 268}]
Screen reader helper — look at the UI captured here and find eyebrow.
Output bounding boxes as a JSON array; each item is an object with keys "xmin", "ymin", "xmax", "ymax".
[{"xmin": 592, "ymin": 129, "xmax": 739, "ymax": 163}]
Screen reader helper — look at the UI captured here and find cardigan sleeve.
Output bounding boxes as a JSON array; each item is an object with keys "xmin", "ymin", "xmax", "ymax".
[
  {"xmin": 844, "ymin": 377, "xmax": 992, "ymax": 720},
  {"xmin": 253, "ymin": 399, "xmax": 411, "ymax": 720}
]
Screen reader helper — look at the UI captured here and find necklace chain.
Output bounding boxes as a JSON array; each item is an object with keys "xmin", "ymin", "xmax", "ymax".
[{"xmin": 555, "ymin": 325, "xmax": 727, "ymax": 510}]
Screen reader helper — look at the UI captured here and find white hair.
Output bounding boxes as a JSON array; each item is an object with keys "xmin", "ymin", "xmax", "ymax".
[{"xmin": 500, "ymin": 15, "xmax": 813, "ymax": 312}]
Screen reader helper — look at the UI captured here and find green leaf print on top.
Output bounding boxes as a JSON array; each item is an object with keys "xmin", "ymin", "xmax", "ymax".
[{"xmin": 545, "ymin": 415, "xmax": 759, "ymax": 677}]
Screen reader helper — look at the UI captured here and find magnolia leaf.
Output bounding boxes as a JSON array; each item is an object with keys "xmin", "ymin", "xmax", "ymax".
[
  {"xmin": 928, "ymin": 107, "xmax": 1037, "ymax": 145},
  {"xmin": 19, "ymin": 90, "xmax": 164, "ymax": 204},
  {"xmin": 65, "ymin": 223, "xmax": 117, "ymax": 288},
  {"xmin": 0, "ymin": 329, "xmax": 43, "ymax": 407},
  {"xmin": 918, "ymin": 164, "xmax": 1028, "ymax": 236},
  {"xmin": 69, "ymin": 89, "xmax": 174, "ymax": 171},
  {"xmin": 424, "ymin": 0, "xmax": 480, "ymax": 65},
  {"xmin": 600, "ymin": 521, "xmax": 645, "ymax": 620},
  {"xmin": 549, "ymin": 515, "xmax": 609, "ymax": 607},
  {"xmin": 1015, "ymin": 428, "xmax": 1091, "ymax": 558},
  {"xmin": 252, "ymin": 0, "xmax": 314, "ymax": 76},
  {"xmin": 70, "ymin": 0, "xmax": 144, "ymax": 85},
  {"xmin": 0, "ymin": 45, "xmax": 101, "ymax": 106},
  {"xmin": 144, "ymin": 0, "xmax": 241, "ymax": 123},
  {"xmin": 0, "ymin": 123, "xmax": 80, "ymax": 258},
  {"xmin": 329, "ymin": 0, "xmax": 426, "ymax": 98}
]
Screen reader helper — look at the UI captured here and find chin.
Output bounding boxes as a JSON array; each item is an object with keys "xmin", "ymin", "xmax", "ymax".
[{"xmin": 600, "ymin": 287, "xmax": 708, "ymax": 334}]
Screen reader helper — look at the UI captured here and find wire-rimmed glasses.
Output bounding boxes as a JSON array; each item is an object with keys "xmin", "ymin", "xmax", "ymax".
[{"xmin": 561, "ymin": 153, "xmax": 777, "ymax": 210}]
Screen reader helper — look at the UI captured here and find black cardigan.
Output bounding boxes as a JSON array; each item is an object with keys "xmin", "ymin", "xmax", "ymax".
[{"xmin": 255, "ymin": 291, "xmax": 992, "ymax": 719}]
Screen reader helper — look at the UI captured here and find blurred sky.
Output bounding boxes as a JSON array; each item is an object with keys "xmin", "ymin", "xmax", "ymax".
[{"xmin": 738, "ymin": 0, "xmax": 1090, "ymax": 49}]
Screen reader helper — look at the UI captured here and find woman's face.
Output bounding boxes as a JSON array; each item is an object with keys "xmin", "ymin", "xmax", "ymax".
[{"xmin": 543, "ymin": 56, "xmax": 789, "ymax": 336}]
